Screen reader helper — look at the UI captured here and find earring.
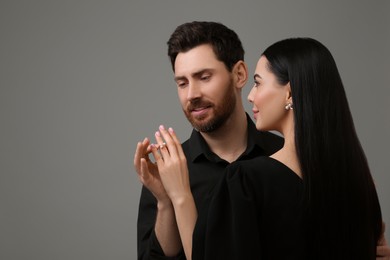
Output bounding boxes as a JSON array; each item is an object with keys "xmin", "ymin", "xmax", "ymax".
[{"xmin": 285, "ymin": 103, "xmax": 293, "ymax": 110}]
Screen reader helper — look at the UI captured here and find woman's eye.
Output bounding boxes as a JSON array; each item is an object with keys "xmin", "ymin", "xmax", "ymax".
[{"xmin": 254, "ymin": 81, "xmax": 260, "ymax": 87}]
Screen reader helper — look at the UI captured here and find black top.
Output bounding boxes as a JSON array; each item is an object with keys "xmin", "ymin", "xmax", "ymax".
[
  {"xmin": 137, "ymin": 114, "xmax": 284, "ymax": 260},
  {"xmin": 192, "ymin": 157, "xmax": 304, "ymax": 260}
]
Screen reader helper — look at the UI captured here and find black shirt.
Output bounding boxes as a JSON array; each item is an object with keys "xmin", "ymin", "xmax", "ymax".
[
  {"xmin": 192, "ymin": 157, "xmax": 304, "ymax": 260},
  {"xmin": 137, "ymin": 114, "xmax": 284, "ymax": 260}
]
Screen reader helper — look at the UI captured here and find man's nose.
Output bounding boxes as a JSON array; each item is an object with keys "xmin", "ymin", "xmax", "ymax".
[{"xmin": 187, "ymin": 82, "xmax": 201, "ymax": 101}]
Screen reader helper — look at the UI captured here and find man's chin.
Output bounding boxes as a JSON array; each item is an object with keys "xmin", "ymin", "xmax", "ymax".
[
  {"xmin": 191, "ymin": 119, "xmax": 221, "ymax": 133},
  {"xmin": 187, "ymin": 113, "xmax": 210, "ymax": 126},
  {"xmin": 185, "ymin": 111, "xmax": 224, "ymax": 132},
  {"xmin": 188, "ymin": 118, "xmax": 206, "ymax": 131}
]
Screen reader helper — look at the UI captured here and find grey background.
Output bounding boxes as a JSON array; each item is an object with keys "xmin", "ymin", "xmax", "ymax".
[{"xmin": 0, "ymin": 0, "xmax": 388, "ymax": 259}]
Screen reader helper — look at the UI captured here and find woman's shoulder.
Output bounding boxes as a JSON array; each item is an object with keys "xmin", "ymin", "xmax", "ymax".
[{"xmin": 227, "ymin": 156, "xmax": 302, "ymax": 185}]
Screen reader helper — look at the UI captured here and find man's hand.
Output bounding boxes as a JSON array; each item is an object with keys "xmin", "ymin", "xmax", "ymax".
[
  {"xmin": 377, "ymin": 222, "xmax": 390, "ymax": 260},
  {"xmin": 135, "ymin": 137, "xmax": 183, "ymax": 257},
  {"xmin": 134, "ymin": 137, "xmax": 169, "ymax": 203}
]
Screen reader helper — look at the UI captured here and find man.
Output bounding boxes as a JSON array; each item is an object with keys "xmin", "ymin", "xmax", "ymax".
[
  {"xmin": 134, "ymin": 21, "xmax": 390, "ymax": 259},
  {"xmin": 135, "ymin": 21, "xmax": 282, "ymax": 259}
]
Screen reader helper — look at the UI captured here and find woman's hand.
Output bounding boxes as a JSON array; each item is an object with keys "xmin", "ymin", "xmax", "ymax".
[
  {"xmin": 150, "ymin": 125, "xmax": 191, "ymax": 205},
  {"xmin": 151, "ymin": 125, "xmax": 196, "ymax": 260}
]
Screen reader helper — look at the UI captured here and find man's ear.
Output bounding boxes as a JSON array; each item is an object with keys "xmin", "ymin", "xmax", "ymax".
[{"xmin": 232, "ymin": 60, "xmax": 248, "ymax": 90}]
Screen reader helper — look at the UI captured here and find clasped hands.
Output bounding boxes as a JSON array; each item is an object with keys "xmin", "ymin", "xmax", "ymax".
[{"xmin": 134, "ymin": 125, "xmax": 191, "ymax": 206}]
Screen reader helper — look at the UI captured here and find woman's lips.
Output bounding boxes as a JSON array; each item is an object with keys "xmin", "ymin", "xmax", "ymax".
[{"xmin": 252, "ymin": 110, "xmax": 259, "ymax": 120}]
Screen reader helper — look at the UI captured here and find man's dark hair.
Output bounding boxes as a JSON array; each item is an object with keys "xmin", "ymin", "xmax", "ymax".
[{"xmin": 167, "ymin": 21, "xmax": 244, "ymax": 71}]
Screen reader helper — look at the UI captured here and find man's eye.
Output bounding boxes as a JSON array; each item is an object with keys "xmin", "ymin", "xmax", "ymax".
[
  {"xmin": 177, "ymin": 82, "xmax": 187, "ymax": 88},
  {"xmin": 201, "ymin": 75, "xmax": 211, "ymax": 81}
]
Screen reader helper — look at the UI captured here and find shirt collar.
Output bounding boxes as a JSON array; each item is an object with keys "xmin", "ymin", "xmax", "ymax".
[
  {"xmin": 187, "ymin": 128, "xmax": 217, "ymax": 163},
  {"xmin": 187, "ymin": 113, "xmax": 268, "ymax": 163}
]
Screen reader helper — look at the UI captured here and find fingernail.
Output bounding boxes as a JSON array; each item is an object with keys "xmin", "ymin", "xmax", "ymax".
[
  {"xmin": 155, "ymin": 131, "xmax": 160, "ymax": 137},
  {"xmin": 159, "ymin": 125, "xmax": 165, "ymax": 130},
  {"xmin": 168, "ymin": 127, "xmax": 174, "ymax": 133}
]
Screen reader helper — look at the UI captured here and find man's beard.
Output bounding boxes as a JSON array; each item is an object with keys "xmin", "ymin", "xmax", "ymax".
[{"xmin": 183, "ymin": 83, "xmax": 236, "ymax": 133}]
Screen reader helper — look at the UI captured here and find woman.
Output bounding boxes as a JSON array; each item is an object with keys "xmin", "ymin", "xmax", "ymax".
[{"xmin": 148, "ymin": 38, "xmax": 383, "ymax": 259}]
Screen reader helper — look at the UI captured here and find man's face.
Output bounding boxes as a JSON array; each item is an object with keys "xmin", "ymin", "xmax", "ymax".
[{"xmin": 174, "ymin": 44, "xmax": 237, "ymax": 132}]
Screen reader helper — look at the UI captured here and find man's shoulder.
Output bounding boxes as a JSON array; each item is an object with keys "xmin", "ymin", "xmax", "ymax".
[
  {"xmin": 181, "ymin": 137, "xmax": 192, "ymax": 156},
  {"xmin": 181, "ymin": 137, "xmax": 191, "ymax": 148}
]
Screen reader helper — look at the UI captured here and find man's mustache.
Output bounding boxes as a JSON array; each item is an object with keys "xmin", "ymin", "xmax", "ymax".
[{"xmin": 186, "ymin": 100, "xmax": 213, "ymax": 111}]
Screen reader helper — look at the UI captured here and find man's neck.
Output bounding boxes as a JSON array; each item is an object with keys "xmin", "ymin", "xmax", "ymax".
[{"xmin": 200, "ymin": 109, "xmax": 248, "ymax": 163}]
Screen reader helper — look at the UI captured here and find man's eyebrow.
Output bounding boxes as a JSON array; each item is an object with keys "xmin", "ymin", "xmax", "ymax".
[
  {"xmin": 192, "ymin": 69, "xmax": 213, "ymax": 78},
  {"xmin": 174, "ymin": 69, "xmax": 214, "ymax": 82},
  {"xmin": 174, "ymin": 75, "xmax": 186, "ymax": 82}
]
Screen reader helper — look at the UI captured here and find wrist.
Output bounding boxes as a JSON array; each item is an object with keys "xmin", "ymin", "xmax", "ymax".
[
  {"xmin": 170, "ymin": 193, "xmax": 195, "ymax": 208},
  {"xmin": 157, "ymin": 198, "xmax": 173, "ymax": 211}
]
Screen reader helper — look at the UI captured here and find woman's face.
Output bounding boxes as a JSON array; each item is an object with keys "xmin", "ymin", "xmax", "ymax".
[{"xmin": 247, "ymin": 56, "xmax": 291, "ymax": 132}]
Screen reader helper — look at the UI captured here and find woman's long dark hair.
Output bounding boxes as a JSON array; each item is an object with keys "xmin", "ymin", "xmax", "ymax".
[{"xmin": 263, "ymin": 38, "xmax": 382, "ymax": 259}]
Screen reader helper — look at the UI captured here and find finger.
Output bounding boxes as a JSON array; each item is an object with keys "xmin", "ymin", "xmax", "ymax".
[
  {"xmin": 155, "ymin": 130, "xmax": 170, "ymax": 159},
  {"xmin": 134, "ymin": 138, "xmax": 150, "ymax": 169},
  {"xmin": 377, "ymin": 245, "xmax": 390, "ymax": 257},
  {"xmin": 379, "ymin": 222, "xmax": 387, "ymax": 245},
  {"xmin": 142, "ymin": 137, "xmax": 150, "ymax": 146},
  {"xmin": 158, "ymin": 125, "xmax": 179, "ymax": 157},
  {"xmin": 150, "ymin": 143, "xmax": 164, "ymax": 167},
  {"xmin": 134, "ymin": 141, "xmax": 144, "ymax": 172},
  {"xmin": 146, "ymin": 143, "xmax": 153, "ymax": 154},
  {"xmin": 142, "ymin": 137, "xmax": 152, "ymax": 159},
  {"xmin": 377, "ymin": 250, "xmax": 390, "ymax": 257},
  {"xmin": 139, "ymin": 158, "xmax": 150, "ymax": 183},
  {"xmin": 168, "ymin": 127, "xmax": 185, "ymax": 159},
  {"xmin": 154, "ymin": 129, "xmax": 165, "ymax": 147}
]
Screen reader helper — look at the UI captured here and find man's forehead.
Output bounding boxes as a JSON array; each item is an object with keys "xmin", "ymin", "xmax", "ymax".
[{"xmin": 174, "ymin": 45, "xmax": 224, "ymax": 77}]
